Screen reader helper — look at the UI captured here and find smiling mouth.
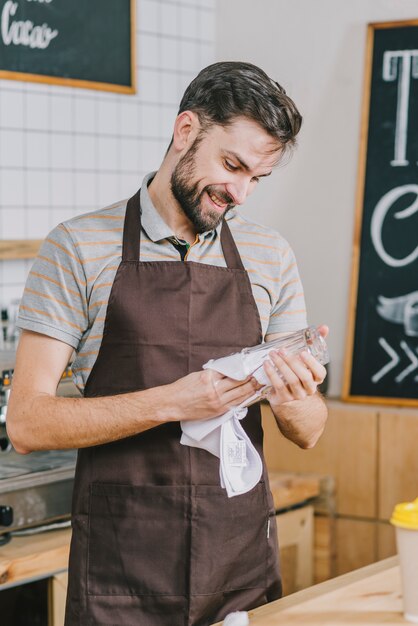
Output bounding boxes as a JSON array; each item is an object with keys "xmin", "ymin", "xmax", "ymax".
[{"xmin": 207, "ymin": 190, "xmax": 229, "ymax": 210}]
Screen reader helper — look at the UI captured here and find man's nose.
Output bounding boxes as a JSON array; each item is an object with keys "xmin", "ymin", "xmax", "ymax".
[{"xmin": 225, "ymin": 179, "xmax": 251, "ymax": 205}]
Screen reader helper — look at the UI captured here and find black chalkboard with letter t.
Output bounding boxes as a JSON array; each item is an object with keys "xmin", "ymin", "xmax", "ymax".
[
  {"xmin": 343, "ymin": 20, "xmax": 418, "ymax": 406},
  {"xmin": 0, "ymin": 0, "xmax": 136, "ymax": 93}
]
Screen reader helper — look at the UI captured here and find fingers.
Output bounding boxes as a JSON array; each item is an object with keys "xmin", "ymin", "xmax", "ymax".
[
  {"xmin": 317, "ymin": 324, "xmax": 329, "ymax": 339},
  {"xmin": 206, "ymin": 370, "xmax": 261, "ymax": 407},
  {"xmin": 265, "ymin": 348, "xmax": 325, "ymax": 402}
]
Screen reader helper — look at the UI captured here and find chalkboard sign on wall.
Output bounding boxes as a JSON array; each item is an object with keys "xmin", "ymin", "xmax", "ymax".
[
  {"xmin": 0, "ymin": 0, "xmax": 136, "ymax": 93},
  {"xmin": 343, "ymin": 20, "xmax": 418, "ymax": 406}
]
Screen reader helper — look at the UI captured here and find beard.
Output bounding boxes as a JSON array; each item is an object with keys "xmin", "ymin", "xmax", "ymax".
[{"xmin": 170, "ymin": 137, "xmax": 235, "ymax": 233}]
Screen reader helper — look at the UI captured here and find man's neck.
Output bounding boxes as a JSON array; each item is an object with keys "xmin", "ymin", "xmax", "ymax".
[{"xmin": 148, "ymin": 167, "xmax": 197, "ymax": 244}]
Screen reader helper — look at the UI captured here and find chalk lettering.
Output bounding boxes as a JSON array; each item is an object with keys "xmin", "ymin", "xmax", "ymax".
[
  {"xmin": 371, "ymin": 184, "xmax": 418, "ymax": 267},
  {"xmin": 1, "ymin": 0, "xmax": 58, "ymax": 49}
]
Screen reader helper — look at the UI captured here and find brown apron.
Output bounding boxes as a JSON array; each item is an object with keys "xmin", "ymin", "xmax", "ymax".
[{"xmin": 64, "ymin": 189, "xmax": 281, "ymax": 626}]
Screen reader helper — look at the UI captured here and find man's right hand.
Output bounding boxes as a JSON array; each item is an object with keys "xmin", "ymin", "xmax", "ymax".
[{"xmin": 166, "ymin": 370, "xmax": 261, "ymax": 422}]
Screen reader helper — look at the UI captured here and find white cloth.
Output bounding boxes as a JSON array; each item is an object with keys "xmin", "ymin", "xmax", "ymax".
[
  {"xmin": 222, "ymin": 611, "xmax": 250, "ymax": 626},
  {"xmin": 180, "ymin": 344, "xmax": 276, "ymax": 498}
]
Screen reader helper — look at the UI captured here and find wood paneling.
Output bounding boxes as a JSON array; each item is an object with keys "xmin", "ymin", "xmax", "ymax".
[
  {"xmin": 276, "ymin": 505, "xmax": 314, "ymax": 595},
  {"xmin": 314, "ymin": 515, "xmax": 336, "ymax": 583},
  {"xmin": 49, "ymin": 572, "xmax": 68, "ymax": 626},
  {"xmin": 378, "ymin": 409, "xmax": 418, "ymax": 520},
  {"xmin": 377, "ymin": 522, "xmax": 397, "ymax": 561},
  {"xmin": 336, "ymin": 518, "xmax": 376, "ymax": 576},
  {"xmin": 262, "ymin": 401, "xmax": 378, "ymax": 517}
]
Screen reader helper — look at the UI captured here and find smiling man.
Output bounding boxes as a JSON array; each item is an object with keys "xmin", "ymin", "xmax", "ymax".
[{"xmin": 8, "ymin": 62, "xmax": 327, "ymax": 626}]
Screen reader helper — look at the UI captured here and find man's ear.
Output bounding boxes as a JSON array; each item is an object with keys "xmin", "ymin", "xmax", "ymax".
[{"xmin": 172, "ymin": 111, "xmax": 200, "ymax": 151}]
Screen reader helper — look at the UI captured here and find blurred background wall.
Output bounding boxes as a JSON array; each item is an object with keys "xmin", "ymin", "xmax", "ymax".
[{"xmin": 217, "ymin": 0, "xmax": 418, "ymax": 396}]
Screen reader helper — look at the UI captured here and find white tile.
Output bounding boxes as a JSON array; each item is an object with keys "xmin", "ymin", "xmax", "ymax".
[
  {"xmin": 75, "ymin": 172, "xmax": 97, "ymax": 208},
  {"xmin": 161, "ymin": 4, "xmax": 178, "ymax": 37},
  {"xmin": 26, "ymin": 207, "xmax": 51, "ymax": 239},
  {"xmin": 50, "ymin": 134, "xmax": 73, "ymax": 169},
  {"xmin": 160, "ymin": 70, "xmax": 178, "ymax": 105},
  {"xmin": 0, "ymin": 207, "xmax": 26, "ymax": 238},
  {"xmin": 120, "ymin": 100, "xmax": 140, "ymax": 137},
  {"xmin": 180, "ymin": 5, "xmax": 197, "ymax": 39},
  {"xmin": 75, "ymin": 135, "xmax": 96, "ymax": 171},
  {"xmin": 97, "ymin": 99, "xmax": 119, "ymax": 135},
  {"xmin": 121, "ymin": 173, "xmax": 141, "ymax": 198},
  {"xmin": 27, "ymin": 170, "xmax": 51, "ymax": 206},
  {"xmin": 25, "ymin": 93, "xmax": 50, "ymax": 130},
  {"xmin": 0, "ymin": 259, "xmax": 28, "ymax": 285},
  {"xmin": 140, "ymin": 104, "xmax": 161, "ymax": 138},
  {"xmin": 198, "ymin": 0, "xmax": 216, "ymax": 10},
  {"xmin": 138, "ymin": 33, "xmax": 160, "ymax": 68},
  {"xmin": 51, "ymin": 171, "xmax": 74, "ymax": 207},
  {"xmin": 97, "ymin": 173, "xmax": 121, "ymax": 206},
  {"xmin": 50, "ymin": 96, "xmax": 73, "ymax": 132},
  {"xmin": 199, "ymin": 42, "xmax": 215, "ymax": 69},
  {"xmin": 1, "ymin": 284, "xmax": 26, "ymax": 306},
  {"xmin": 138, "ymin": 0, "xmax": 160, "ymax": 32},
  {"xmin": 0, "ymin": 130, "xmax": 24, "ymax": 167},
  {"xmin": 97, "ymin": 136, "xmax": 119, "ymax": 171},
  {"xmin": 74, "ymin": 98, "xmax": 97, "ymax": 133},
  {"xmin": 120, "ymin": 137, "xmax": 140, "ymax": 172},
  {"xmin": 159, "ymin": 108, "xmax": 176, "ymax": 141},
  {"xmin": 137, "ymin": 68, "xmax": 160, "ymax": 103},
  {"xmin": 140, "ymin": 138, "xmax": 164, "ymax": 172},
  {"xmin": 180, "ymin": 40, "xmax": 200, "ymax": 73},
  {"xmin": 1, "ymin": 91, "xmax": 25, "ymax": 128},
  {"xmin": 26, "ymin": 131, "xmax": 49, "ymax": 169},
  {"xmin": 53, "ymin": 207, "xmax": 79, "ymax": 224},
  {"xmin": 197, "ymin": 6, "xmax": 215, "ymax": 41},
  {"xmin": 0, "ymin": 169, "xmax": 25, "ymax": 206},
  {"xmin": 161, "ymin": 37, "xmax": 179, "ymax": 71}
]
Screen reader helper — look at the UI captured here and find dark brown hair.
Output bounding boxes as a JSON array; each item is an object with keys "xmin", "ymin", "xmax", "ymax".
[{"xmin": 178, "ymin": 61, "xmax": 302, "ymax": 152}]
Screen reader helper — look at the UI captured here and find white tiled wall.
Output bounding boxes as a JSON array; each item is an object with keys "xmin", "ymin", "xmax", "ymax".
[{"xmin": 0, "ymin": 0, "xmax": 216, "ymax": 308}]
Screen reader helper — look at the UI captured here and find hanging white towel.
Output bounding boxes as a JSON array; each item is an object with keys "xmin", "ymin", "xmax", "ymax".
[
  {"xmin": 180, "ymin": 347, "xmax": 274, "ymax": 497},
  {"xmin": 180, "ymin": 326, "xmax": 329, "ymax": 498}
]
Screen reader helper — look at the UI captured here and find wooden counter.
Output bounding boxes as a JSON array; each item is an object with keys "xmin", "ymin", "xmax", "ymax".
[
  {"xmin": 212, "ymin": 556, "xmax": 405, "ymax": 625},
  {"xmin": 0, "ymin": 527, "xmax": 70, "ymax": 590}
]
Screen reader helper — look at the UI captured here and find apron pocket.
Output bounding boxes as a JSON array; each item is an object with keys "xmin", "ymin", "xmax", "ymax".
[
  {"xmin": 191, "ymin": 482, "xmax": 268, "ymax": 595},
  {"xmin": 87, "ymin": 483, "xmax": 189, "ymax": 597}
]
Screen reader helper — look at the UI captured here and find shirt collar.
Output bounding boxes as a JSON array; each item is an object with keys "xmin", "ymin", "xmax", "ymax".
[{"xmin": 140, "ymin": 171, "xmax": 236, "ymax": 243}]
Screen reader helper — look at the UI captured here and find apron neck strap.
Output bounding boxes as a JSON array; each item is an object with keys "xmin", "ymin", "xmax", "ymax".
[
  {"xmin": 220, "ymin": 219, "xmax": 245, "ymax": 270},
  {"xmin": 122, "ymin": 189, "xmax": 142, "ymax": 262},
  {"xmin": 123, "ymin": 189, "xmax": 245, "ymax": 270}
]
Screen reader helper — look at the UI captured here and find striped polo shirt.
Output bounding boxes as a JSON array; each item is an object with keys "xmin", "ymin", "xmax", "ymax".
[{"xmin": 17, "ymin": 172, "xmax": 307, "ymax": 393}]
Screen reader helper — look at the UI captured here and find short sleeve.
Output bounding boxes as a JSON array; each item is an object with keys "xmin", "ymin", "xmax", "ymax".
[
  {"xmin": 266, "ymin": 244, "xmax": 307, "ymax": 336},
  {"xmin": 16, "ymin": 223, "xmax": 88, "ymax": 349}
]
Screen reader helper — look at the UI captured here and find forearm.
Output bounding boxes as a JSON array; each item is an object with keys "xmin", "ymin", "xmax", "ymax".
[
  {"xmin": 7, "ymin": 366, "xmax": 260, "ymax": 454},
  {"xmin": 7, "ymin": 384, "xmax": 178, "ymax": 453},
  {"xmin": 270, "ymin": 392, "xmax": 328, "ymax": 449}
]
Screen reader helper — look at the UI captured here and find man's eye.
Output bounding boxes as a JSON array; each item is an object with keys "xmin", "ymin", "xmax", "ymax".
[{"xmin": 225, "ymin": 160, "xmax": 238, "ymax": 171}]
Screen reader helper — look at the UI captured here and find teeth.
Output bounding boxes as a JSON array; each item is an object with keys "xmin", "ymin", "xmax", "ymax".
[{"xmin": 209, "ymin": 192, "xmax": 224, "ymax": 207}]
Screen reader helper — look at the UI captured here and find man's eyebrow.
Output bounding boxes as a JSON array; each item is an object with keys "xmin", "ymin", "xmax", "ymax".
[{"xmin": 223, "ymin": 151, "xmax": 273, "ymax": 177}]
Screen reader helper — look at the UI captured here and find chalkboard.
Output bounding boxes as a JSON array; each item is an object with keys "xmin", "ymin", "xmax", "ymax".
[
  {"xmin": 0, "ymin": 0, "xmax": 136, "ymax": 93},
  {"xmin": 344, "ymin": 20, "xmax": 418, "ymax": 406}
]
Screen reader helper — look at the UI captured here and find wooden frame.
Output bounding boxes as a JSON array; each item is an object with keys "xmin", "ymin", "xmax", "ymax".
[
  {"xmin": 0, "ymin": 240, "xmax": 42, "ymax": 260},
  {"xmin": 343, "ymin": 19, "xmax": 418, "ymax": 406},
  {"xmin": 0, "ymin": 0, "xmax": 136, "ymax": 94}
]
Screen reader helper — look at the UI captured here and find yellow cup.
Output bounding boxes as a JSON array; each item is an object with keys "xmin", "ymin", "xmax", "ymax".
[{"xmin": 391, "ymin": 498, "xmax": 418, "ymax": 623}]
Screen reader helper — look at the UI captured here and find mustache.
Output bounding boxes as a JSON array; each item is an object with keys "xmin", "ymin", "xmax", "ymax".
[{"xmin": 205, "ymin": 186, "xmax": 235, "ymax": 207}]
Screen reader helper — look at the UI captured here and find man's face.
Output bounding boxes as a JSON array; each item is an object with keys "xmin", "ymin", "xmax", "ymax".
[{"xmin": 170, "ymin": 117, "xmax": 281, "ymax": 233}]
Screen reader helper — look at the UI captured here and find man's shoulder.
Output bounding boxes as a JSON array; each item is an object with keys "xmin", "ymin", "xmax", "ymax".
[
  {"xmin": 226, "ymin": 210, "xmax": 290, "ymax": 252},
  {"xmin": 59, "ymin": 200, "xmax": 128, "ymax": 238}
]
